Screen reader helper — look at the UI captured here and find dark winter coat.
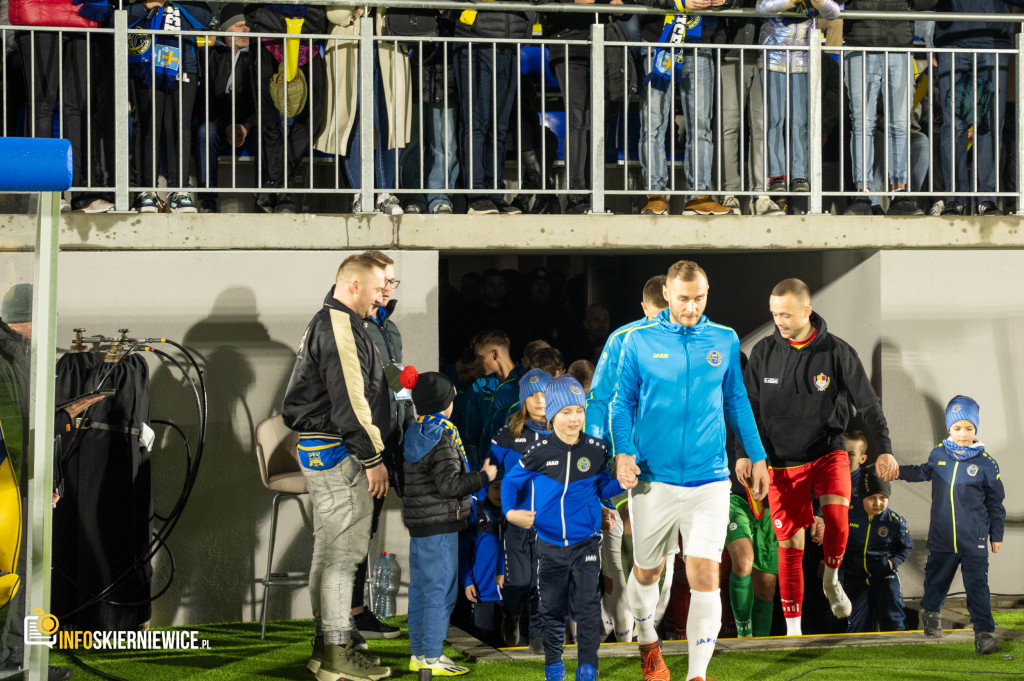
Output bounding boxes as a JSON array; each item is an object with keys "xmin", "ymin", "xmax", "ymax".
[
  {"xmin": 402, "ymin": 419, "xmax": 491, "ymax": 537},
  {"xmin": 843, "ymin": 0, "xmax": 937, "ymax": 49}
]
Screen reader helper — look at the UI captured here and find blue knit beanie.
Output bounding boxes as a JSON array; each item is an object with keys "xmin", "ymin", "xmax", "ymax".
[
  {"xmin": 519, "ymin": 369, "xmax": 553, "ymax": 404},
  {"xmin": 544, "ymin": 375, "xmax": 586, "ymax": 423},
  {"xmin": 945, "ymin": 395, "xmax": 980, "ymax": 432}
]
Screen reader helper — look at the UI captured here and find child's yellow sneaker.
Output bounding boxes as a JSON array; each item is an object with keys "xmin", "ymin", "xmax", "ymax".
[{"xmin": 412, "ymin": 655, "xmax": 469, "ymax": 676}]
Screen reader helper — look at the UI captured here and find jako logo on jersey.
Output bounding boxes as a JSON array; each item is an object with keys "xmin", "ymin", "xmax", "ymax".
[
  {"xmin": 653, "ymin": 353, "xmax": 669, "ymax": 359},
  {"xmin": 967, "ymin": 464, "xmax": 979, "ymax": 477},
  {"xmin": 515, "ymin": 438, "xmax": 527, "ymax": 443},
  {"xmin": 764, "ymin": 377, "xmax": 779, "ymax": 384},
  {"xmin": 577, "ymin": 458, "xmax": 591, "ymax": 472},
  {"xmin": 878, "ymin": 526, "xmax": 889, "ymax": 538},
  {"xmin": 774, "ymin": 518, "xmax": 783, "ymax": 529},
  {"xmin": 813, "ymin": 373, "xmax": 831, "ymax": 391},
  {"xmin": 585, "ymin": 555, "xmax": 597, "ymax": 562},
  {"xmin": 706, "ymin": 350, "xmax": 723, "ymax": 367},
  {"xmin": 546, "ymin": 460, "xmax": 560, "ymax": 467}
]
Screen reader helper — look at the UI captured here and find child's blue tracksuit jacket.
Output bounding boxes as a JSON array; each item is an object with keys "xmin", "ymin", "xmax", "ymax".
[
  {"xmin": 899, "ymin": 442, "xmax": 1005, "ymax": 555},
  {"xmin": 845, "ymin": 504, "xmax": 913, "ymax": 584},
  {"xmin": 501, "ymin": 434, "xmax": 622, "ymax": 547},
  {"xmin": 460, "ymin": 497, "xmax": 505, "ymax": 603}
]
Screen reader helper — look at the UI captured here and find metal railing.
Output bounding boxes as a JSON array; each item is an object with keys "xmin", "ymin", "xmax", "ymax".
[{"xmin": 2, "ymin": 4, "xmax": 1024, "ymax": 215}]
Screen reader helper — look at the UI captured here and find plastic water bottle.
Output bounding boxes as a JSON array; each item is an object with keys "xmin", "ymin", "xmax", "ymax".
[
  {"xmin": 371, "ymin": 552, "xmax": 391, "ymax": 618},
  {"xmin": 386, "ymin": 553, "xmax": 401, "ymax": 617}
]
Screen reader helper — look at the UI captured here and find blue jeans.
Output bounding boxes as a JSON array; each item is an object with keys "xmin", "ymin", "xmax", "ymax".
[
  {"xmin": 402, "ymin": 100, "xmax": 460, "ymax": 211},
  {"xmin": 640, "ymin": 49, "xmax": 714, "ymax": 196},
  {"xmin": 764, "ymin": 69, "xmax": 809, "ymax": 181},
  {"xmin": 195, "ymin": 122, "xmax": 229, "ymax": 197},
  {"xmin": 301, "ymin": 455, "xmax": 373, "ymax": 645},
  {"xmin": 455, "ymin": 44, "xmax": 517, "ymax": 200},
  {"xmin": 845, "ymin": 52, "xmax": 911, "ymax": 193},
  {"xmin": 343, "ymin": 58, "xmax": 400, "ymax": 191},
  {"xmin": 937, "ymin": 51, "xmax": 1008, "ymax": 204},
  {"xmin": 408, "ymin": 532, "xmax": 459, "ymax": 659},
  {"xmin": 872, "ymin": 129, "xmax": 930, "ymax": 205}
]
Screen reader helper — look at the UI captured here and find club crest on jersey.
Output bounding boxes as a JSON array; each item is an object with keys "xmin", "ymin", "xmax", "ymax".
[
  {"xmin": 967, "ymin": 464, "xmax": 979, "ymax": 477},
  {"xmin": 706, "ymin": 350, "xmax": 723, "ymax": 367},
  {"xmin": 877, "ymin": 526, "xmax": 889, "ymax": 538},
  {"xmin": 577, "ymin": 457, "xmax": 591, "ymax": 472},
  {"xmin": 813, "ymin": 373, "xmax": 831, "ymax": 391}
]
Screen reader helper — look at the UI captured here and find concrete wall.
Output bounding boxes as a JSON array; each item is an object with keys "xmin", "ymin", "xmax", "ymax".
[
  {"xmin": 879, "ymin": 251, "xmax": 1023, "ymax": 598},
  {"xmin": 4, "ymin": 250, "xmax": 437, "ymax": 626}
]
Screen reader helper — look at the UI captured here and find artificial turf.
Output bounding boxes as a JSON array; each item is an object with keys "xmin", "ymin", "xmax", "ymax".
[{"xmin": 49, "ymin": 614, "xmax": 1023, "ymax": 681}]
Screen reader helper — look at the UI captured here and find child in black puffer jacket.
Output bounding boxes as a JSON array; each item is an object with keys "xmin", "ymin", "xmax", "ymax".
[{"xmin": 401, "ymin": 369, "xmax": 497, "ymax": 676}]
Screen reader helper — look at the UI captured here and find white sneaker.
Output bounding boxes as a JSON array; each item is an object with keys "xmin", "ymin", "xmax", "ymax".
[
  {"xmin": 410, "ymin": 654, "xmax": 469, "ymax": 676},
  {"xmin": 721, "ymin": 195, "xmax": 742, "ymax": 215},
  {"xmin": 823, "ymin": 577, "xmax": 852, "ymax": 618},
  {"xmin": 929, "ymin": 199, "xmax": 945, "ymax": 216},
  {"xmin": 753, "ymin": 195, "xmax": 785, "ymax": 216},
  {"xmin": 80, "ymin": 198, "xmax": 114, "ymax": 213},
  {"xmin": 377, "ymin": 192, "xmax": 403, "ymax": 216},
  {"xmin": 60, "ymin": 198, "xmax": 71, "ymax": 213}
]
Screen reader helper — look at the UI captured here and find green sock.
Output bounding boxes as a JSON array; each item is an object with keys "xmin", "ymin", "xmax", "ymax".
[
  {"xmin": 752, "ymin": 597, "xmax": 774, "ymax": 638},
  {"xmin": 620, "ymin": 534, "xmax": 635, "ymax": 583},
  {"xmin": 729, "ymin": 572, "xmax": 754, "ymax": 637}
]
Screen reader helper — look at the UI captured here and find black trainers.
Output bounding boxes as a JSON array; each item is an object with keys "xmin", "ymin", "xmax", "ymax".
[
  {"xmin": 768, "ymin": 175, "xmax": 788, "ymax": 213},
  {"xmin": 887, "ymin": 192, "xmax": 924, "ymax": 216},
  {"xmin": 500, "ymin": 614, "xmax": 520, "ymax": 647},
  {"xmin": 467, "ymin": 198, "xmax": 499, "ymax": 215},
  {"xmin": 353, "ymin": 609, "xmax": 400, "ymax": 640},
  {"xmin": 975, "ymin": 632, "xmax": 1002, "ymax": 655},
  {"xmin": 941, "ymin": 200, "xmax": 965, "ymax": 216},
  {"xmin": 922, "ymin": 610, "xmax": 943, "ymax": 638},
  {"xmin": 528, "ymin": 634, "xmax": 544, "ymax": 655},
  {"xmin": 494, "ymin": 199, "xmax": 523, "ymax": 215},
  {"xmin": 790, "ymin": 178, "xmax": 810, "ymax": 193},
  {"xmin": 274, "ymin": 193, "xmax": 296, "ymax": 214},
  {"xmin": 977, "ymin": 200, "xmax": 1004, "ymax": 216},
  {"xmin": 566, "ymin": 197, "xmax": 591, "ymax": 214},
  {"xmin": 844, "ymin": 196, "xmax": 874, "ymax": 216}
]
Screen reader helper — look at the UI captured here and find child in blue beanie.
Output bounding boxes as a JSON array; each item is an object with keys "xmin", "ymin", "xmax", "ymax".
[
  {"xmin": 501, "ymin": 375, "xmax": 622, "ymax": 681},
  {"xmin": 895, "ymin": 395, "xmax": 1005, "ymax": 655},
  {"xmin": 487, "ymin": 368, "xmax": 553, "ymax": 651}
]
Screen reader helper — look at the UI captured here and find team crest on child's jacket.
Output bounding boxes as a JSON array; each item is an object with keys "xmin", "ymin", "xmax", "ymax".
[
  {"xmin": 967, "ymin": 464, "xmax": 979, "ymax": 477},
  {"xmin": 578, "ymin": 457, "xmax": 591, "ymax": 472},
  {"xmin": 878, "ymin": 526, "xmax": 889, "ymax": 538},
  {"xmin": 706, "ymin": 350, "xmax": 722, "ymax": 367},
  {"xmin": 813, "ymin": 373, "xmax": 831, "ymax": 391}
]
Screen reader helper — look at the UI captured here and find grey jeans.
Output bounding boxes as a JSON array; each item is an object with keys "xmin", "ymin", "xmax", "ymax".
[
  {"xmin": 718, "ymin": 56, "xmax": 766, "ymax": 194},
  {"xmin": 303, "ymin": 455, "xmax": 373, "ymax": 645}
]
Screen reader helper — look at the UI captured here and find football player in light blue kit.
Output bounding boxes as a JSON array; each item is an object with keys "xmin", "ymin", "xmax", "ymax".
[{"xmin": 610, "ymin": 260, "xmax": 769, "ymax": 681}]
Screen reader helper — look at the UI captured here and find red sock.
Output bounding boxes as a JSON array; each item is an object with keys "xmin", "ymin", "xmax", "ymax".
[
  {"xmin": 778, "ymin": 546, "xmax": 804, "ymax": 618},
  {"xmin": 821, "ymin": 503, "xmax": 850, "ymax": 569}
]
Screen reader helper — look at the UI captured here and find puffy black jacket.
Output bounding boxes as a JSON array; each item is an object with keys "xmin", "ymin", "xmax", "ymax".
[
  {"xmin": 402, "ymin": 420, "xmax": 491, "ymax": 537},
  {"xmin": 282, "ymin": 288, "xmax": 390, "ymax": 468},
  {"xmin": 843, "ymin": 0, "xmax": 937, "ymax": 48},
  {"xmin": 452, "ymin": 0, "xmax": 537, "ymax": 39},
  {"xmin": 744, "ymin": 312, "xmax": 892, "ymax": 468}
]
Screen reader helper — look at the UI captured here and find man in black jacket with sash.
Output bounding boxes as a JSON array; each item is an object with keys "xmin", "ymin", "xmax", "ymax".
[{"xmin": 283, "ymin": 254, "xmax": 393, "ymax": 681}]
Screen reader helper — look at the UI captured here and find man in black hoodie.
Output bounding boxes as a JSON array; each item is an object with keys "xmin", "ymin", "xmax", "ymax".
[{"xmin": 744, "ymin": 277, "xmax": 898, "ymax": 638}]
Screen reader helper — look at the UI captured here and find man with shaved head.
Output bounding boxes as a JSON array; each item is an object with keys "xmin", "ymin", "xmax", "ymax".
[
  {"xmin": 744, "ymin": 277, "xmax": 898, "ymax": 637},
  {"xmin": 283, "ymin": 254, "xmax": 393, "ymax": 680}
]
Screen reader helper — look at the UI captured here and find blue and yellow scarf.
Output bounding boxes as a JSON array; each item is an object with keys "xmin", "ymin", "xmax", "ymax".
[{"xmin": 419, "ymin": 413, "xmax": 470, "ymax": 472}]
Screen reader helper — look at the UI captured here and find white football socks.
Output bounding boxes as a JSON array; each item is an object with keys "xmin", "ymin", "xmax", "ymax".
[
  {"xmin": 686, "ymin": 589, "xmax": 721, "ymax": 681},
  {"xmin": 627, "ymin": 572, "xmax": 662, "ymax": 645}
]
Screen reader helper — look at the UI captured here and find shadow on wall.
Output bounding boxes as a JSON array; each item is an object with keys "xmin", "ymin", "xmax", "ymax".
[{"xmin": 148, "ymin": 286, "xmax": 306, "ymax": 625}]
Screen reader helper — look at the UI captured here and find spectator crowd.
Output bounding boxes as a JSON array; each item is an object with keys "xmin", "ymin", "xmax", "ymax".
[{"xmin": 2, "ymin": 0, "xmax": 1023, "ymax": 216}]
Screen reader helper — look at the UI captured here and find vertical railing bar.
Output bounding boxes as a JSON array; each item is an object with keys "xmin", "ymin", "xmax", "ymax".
[
  {"xmin": 359, "ymin": 15, "xmax": 374, "ymax": 211},
  {"xmin": 591, "ymin": 22, "xmax": 605, "ymax": 214},
  {"xmin": 808, "ymin": 29, "xmax": 822, "ymax": 214},
  {"xmin": 492, "ymin": 41, "xmax": 498, "ymax": 197},
  {"xmin": 972, "ymin": 51, "xmax": 978, "ymax": 196},
  {"xmin": 114, "ymin": 12, "xmax": 130, "ymax": 210}
]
